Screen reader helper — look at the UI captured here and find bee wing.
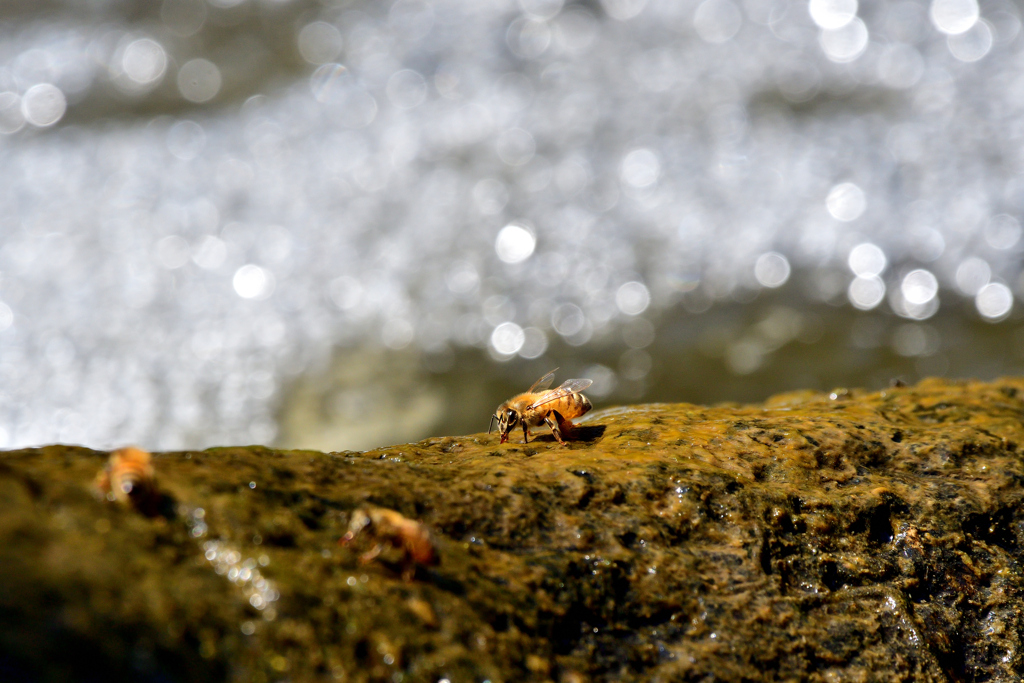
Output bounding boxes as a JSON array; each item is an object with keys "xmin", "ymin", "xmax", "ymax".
[
  {"xmin": 527, "ymin": 379, "xmax": 593, "ymax": 410},
  {"xmin": 527, "ymin": 368, "xmax": 560, "ymax": 394}
]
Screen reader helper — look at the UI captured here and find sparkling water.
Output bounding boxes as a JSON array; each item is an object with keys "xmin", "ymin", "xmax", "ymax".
[{"xmin": 0, "ymin": 0, "xmax": 1021, "ymax": 449}]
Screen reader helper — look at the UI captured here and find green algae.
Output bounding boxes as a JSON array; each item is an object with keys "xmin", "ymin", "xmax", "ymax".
[{"xmin": 4, "ymin": 378, "xmax": 1024, "ymax": 681}]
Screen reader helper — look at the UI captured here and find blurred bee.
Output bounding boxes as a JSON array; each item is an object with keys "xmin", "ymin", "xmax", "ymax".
[
  {"xmin": 339, "ymin": 507, "xmax": 439, "ymax": 581},
  {"xmin": 489, "ymin": 368, "xmax": 593, "ymax": 445},
  {"xmin": 95, "ymin": 446, "xmax": 160, "ymax": 515}
]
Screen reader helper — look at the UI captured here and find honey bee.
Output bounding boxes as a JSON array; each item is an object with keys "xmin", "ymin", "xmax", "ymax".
[
  {"xmin": 339, "ymin": 507, "xmax": 439, "ymax": 581},
  {"xmin": 489, "ymin": 368, "xmax": 593, "ymax": 445},
  {"xmin": 94, "ymin": 446, "xmax": 159, "ymax": 515}
]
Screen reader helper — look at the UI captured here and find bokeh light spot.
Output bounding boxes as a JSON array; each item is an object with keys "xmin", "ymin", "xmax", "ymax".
[
  {"xmin": 975, "ymin": 283, "xmax": 1013, "ymax": 321},
  {"xmin": 984, "ymin": 214, "xmax": 1022, "ymax": 251},
  {"xmin": 620, "ymin": 149, "xmax": 660, "ymax": 189},
  {"xmin": 445, "ymin": 261, "xmax": 480, "ymax": 295},
  {"xmin": 826, "ymin": 182, "xmax": 866, "ymax": 221},
  {"xmin": 495, "ymin": 224, "xmax": 536, "ymax": 264},
  {"xmin": 192, "ymin": 236, "xmax": 226, "ymax": 270},
  {"xmin": 754, "ymin": 252, "xmax": 791, "ymax": 288},
  {"xmin": 167, "ymin": 120, "xmax": 206, "ymax": 160},
  {"xmin": 386, "ymin": 69, "xmax": 427, "ymax": 109},
  {"xmin": 616, "ymin": 281, "xmax": 651, "ymax": 315},
  {"xmin": 930, "ymin": 0, "xmax": 979, "ymax": 35},
  {"xmin": 381, "ymin": 319, "xmax": 414, "ymax": 349},
  {"xmin": 519, "ymin": 327, "xmax": 549, "ymax": 358},
  {"xmin": 298, "ymin": 22, "xmax": 344, "ymax": 65},
  {"xmin": 490, "ymin": 322, "xmax": 526, "ymax": 356},
  {"xmin": 848, "ymin": 275, "xmax": 885, "ymax": 310},
  {"xmin": 555, "ymin": 8, "xmax": 598, "ymax": 51},
  {"xmin": 0, "ymin": 302, "xmax": 13, "ymax": 331},
  {"xmin": 507, "ymin": 18, "xmax": 552, "ymax": 59},
  {"xmin": 901, "ymin": 269, "xmax": 938, "ymax": 305},
  {"xmin": 123, "ymin": 39, "xmax": 168, "ymax": 85},
  {"xmin": 601, "ymin": 0, "xmax": 649, "ymax": 21},
  {"xmin": 819, "ymin": 18, "xmax": 869, "ymax": 62},
  {"xmin": 389, "ymin": 1, "xmax": 435, "ymax": 40},
  {"xmin": 552, "ymin": 303, "xmax": 586, "ymax": 336},
  {"xmin": 473, "ymin": 179, "xmax": 509, "ymax": 215},
  {"xmin": 955, "ymin": 257, "xmax": 990, "ymax": 295},
  {"xmin": 233, "ymin": 265, "xmax": 275, "ymax": 300},
  {"xmin": 157, "ymin": 235, "xmax": 191, "ymax": 270},
  {"xmin": 948, "ymin": 19, "xmax": 993, "ymax": 61},
  {"xmin": 892, "ymin": 324, "xmax": 939, "ymax": 356},
  {"xmin": 621, "ymin": 348, "xmax": 653, "ymax": 379},
  {"xmin": 519, "ymin": 0, "xmax": 565, "ymax": 20},
  {"xmin": 161, "ymin": 0, "xmax": 208, "ymax": 37},
  {"xmin": 310, "ymin": 66, "xmax": 378, "ymax": 128},
  {"xmin": 622, "ymin": 317, "xmax": 655, "ymax": 348},
  {"xmin": 21, "ymin": 83, "xmax": 66, "ymax": 127},
  {"xmin": 328, "ymin": 276, "xmax": 363, "ymax": 310},
  {"xmin": 177, "ymin": 58, "xmax": 222, "ymax": 103},
  {"xmin": 726, "ymin": 340, "xmax": 763, "ymax": 375},
  {"xmin": 808, "ymin": 0, "xmax": 858, "ymax": 30},
  {"xmin": 877, "ymin": 43, "xmax": 924, "ymax": 89},
  {"xmin": 848, "ymin": 243, "xmax": 887, "ymax": 277},
  {"xmin": 583, "ymin": 364, "xmax": 616, "ymax": 398},
  {"xmin": 0, "ymin": 93, "xmax": 25, "ymax": 134},
  {"xmin": 694, "ymin": 0, "xmax": 743, "ymax": 43},
  {"xmin": 496, "ymin": 128, "xmax": 536, "ymax": 166}
]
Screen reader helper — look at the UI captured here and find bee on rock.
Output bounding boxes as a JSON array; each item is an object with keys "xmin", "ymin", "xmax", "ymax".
[
  {"xmin": 489, "ymin": 368, "xmax": 593, "ymax": 445},
  {"xmin": 340, "ymin": 507, "xmax": 439, "ymax": 581},
  {"xmin": 95, "ymin": 446, "xmax": 160, "ymax": 515}
]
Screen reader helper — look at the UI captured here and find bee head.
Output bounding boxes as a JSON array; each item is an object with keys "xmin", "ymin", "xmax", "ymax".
[
  {"xmin": 497, "ymin": 408, "xmax": 519, "ymax": 443},
  {"xmin": 340, "ymin": 508, "xmax": 372, "ymax": 546}
]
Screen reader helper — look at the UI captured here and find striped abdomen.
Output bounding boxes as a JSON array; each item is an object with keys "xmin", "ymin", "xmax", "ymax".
[
  {"xmin": 97, "ymin": 446, "xmax": 156, "ymax": 507},
  {"xmin": 549, "ymin": 391, "xmax": 592, "ymax": 421}
]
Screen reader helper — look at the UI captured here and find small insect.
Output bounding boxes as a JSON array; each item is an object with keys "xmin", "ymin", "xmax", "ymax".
[
  {"xmin": 339, "ymin": 507, "xmax": 439, "ymax": 581},
  {"xmin": 489, "ymin": 368, "xmax": 593, "ymax": 445},
  {"xmin": 95, "ymin": 446, "xmax": 159, "ymax": 515}
]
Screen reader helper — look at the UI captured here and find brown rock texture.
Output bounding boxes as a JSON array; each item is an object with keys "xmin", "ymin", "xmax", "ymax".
[{"xmin": 3, "ymin": 377, "xmax": 1024, "ymax": 682}]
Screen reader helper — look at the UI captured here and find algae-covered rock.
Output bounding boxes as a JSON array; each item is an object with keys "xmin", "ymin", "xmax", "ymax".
[{"xmin": 4, "ymin": 377, "xmax": 1024, "ymax": 681}]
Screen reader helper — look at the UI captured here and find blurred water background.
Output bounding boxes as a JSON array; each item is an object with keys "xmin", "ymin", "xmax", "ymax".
[{"xmin": 2, "ymin": 0, "xmax": 1024, "ymax": 451}]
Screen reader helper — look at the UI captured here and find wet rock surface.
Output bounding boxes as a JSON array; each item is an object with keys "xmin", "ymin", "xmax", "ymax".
[{"xmin": 4, "ymin": 377, "xmax": 1024, "ymax": 682}]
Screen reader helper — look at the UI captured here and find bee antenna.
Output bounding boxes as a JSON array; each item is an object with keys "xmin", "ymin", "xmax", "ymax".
[{"xmin": 488, "ymin": 413, "xmax": 496, "ymax": 434}]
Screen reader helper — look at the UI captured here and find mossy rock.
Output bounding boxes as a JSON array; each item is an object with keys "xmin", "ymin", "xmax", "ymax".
[{"xmin": 3, "ymin": 377, "xmax": 1024, "ymax": 681}]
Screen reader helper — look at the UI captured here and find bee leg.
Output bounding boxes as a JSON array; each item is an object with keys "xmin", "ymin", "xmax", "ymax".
[
  {"xmin": 544, "ymin": 411, "xmax": 567, "ymax": 445},
  {"xmin": 522, "ymin": 421, "xmax": 529, "ymax": 444},
  {"xmin": 359, "ymin": 544, "xmax": 384, "ymax": 564}
]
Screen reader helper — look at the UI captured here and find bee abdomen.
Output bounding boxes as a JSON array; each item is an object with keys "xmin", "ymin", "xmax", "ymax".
[
  {"xmin": 96, "ymin": 447, "xmax": 158, "ymax": 512},
  {"xmin": 573, "ymin": 392, "xmax": 592, "ymax": 415}
]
